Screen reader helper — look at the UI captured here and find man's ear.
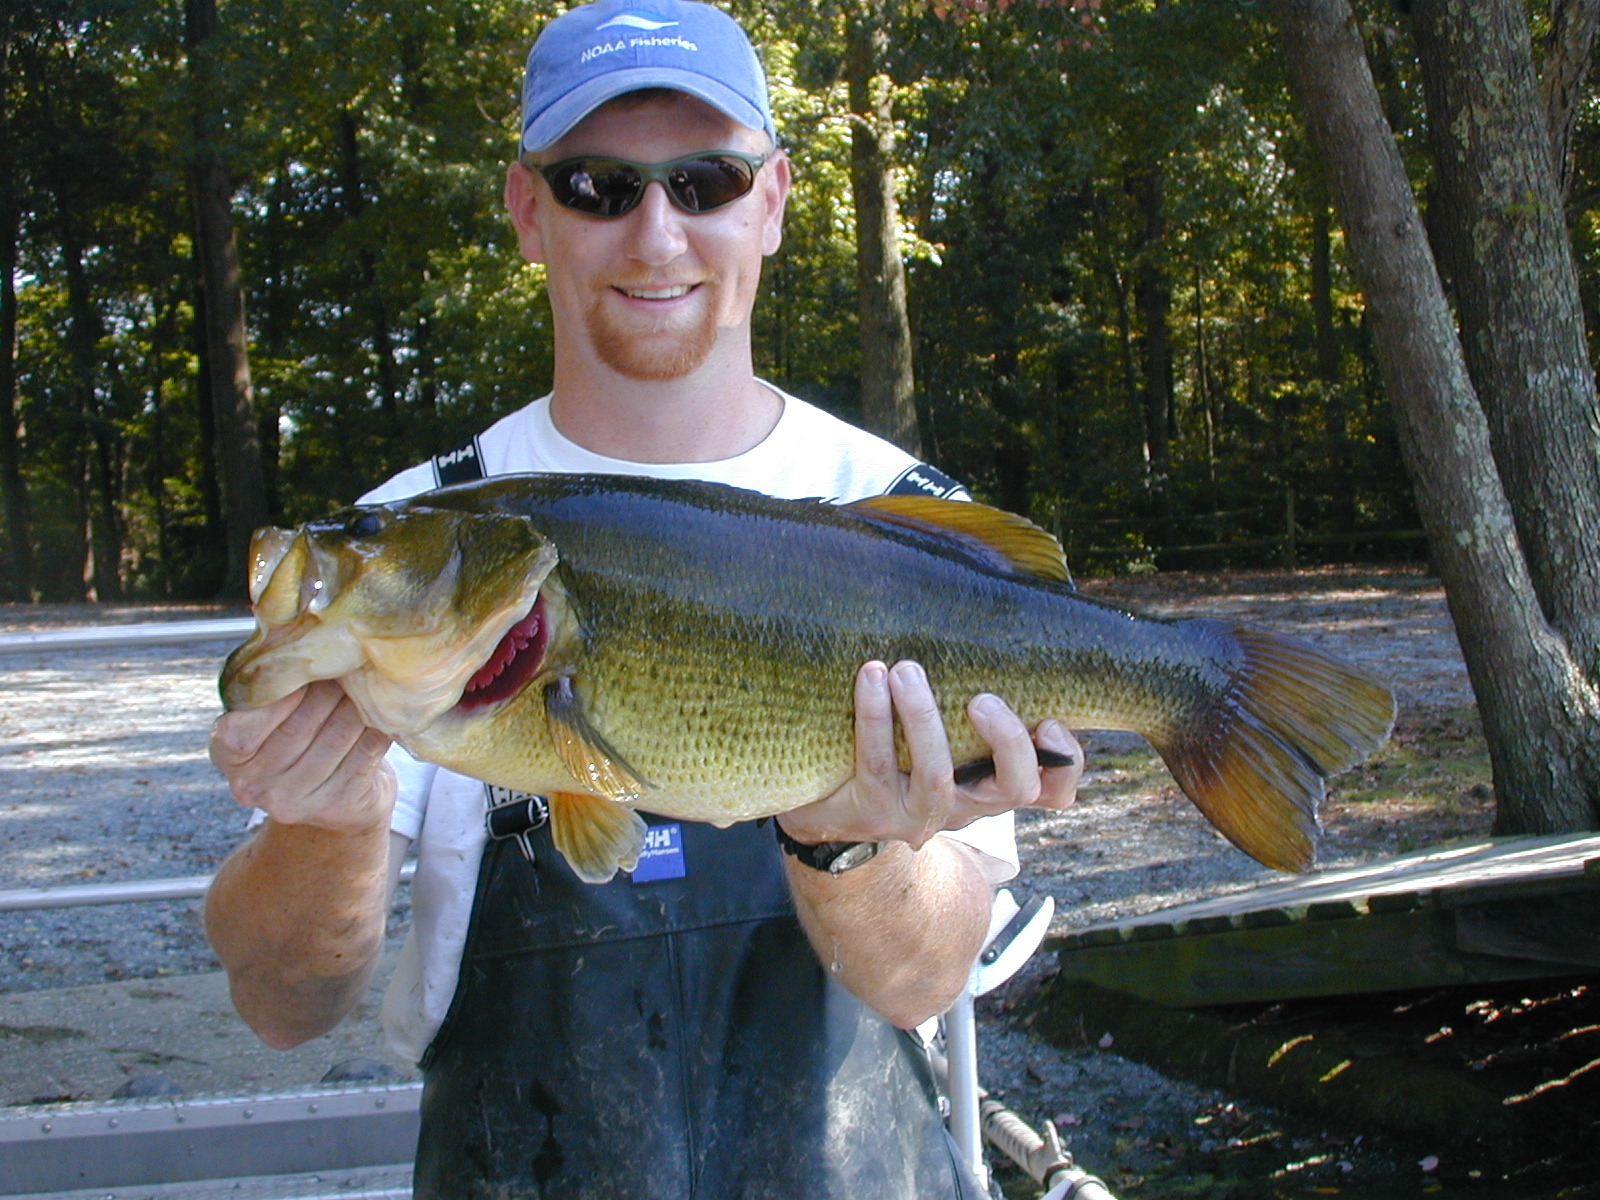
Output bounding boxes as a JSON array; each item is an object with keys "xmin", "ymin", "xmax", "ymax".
[
  {"xmin": 505, "ymin": 161, "xmax": 547, "ymax": 264},
  {"xmin": 760, "ymin": 150, "xmax": 791, "ymax": 258}
]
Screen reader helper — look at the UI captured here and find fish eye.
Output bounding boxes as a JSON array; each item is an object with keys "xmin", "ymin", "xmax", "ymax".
[{"xmin": 346, "ymin": 511, "xmax": 385, "ymax": 538}]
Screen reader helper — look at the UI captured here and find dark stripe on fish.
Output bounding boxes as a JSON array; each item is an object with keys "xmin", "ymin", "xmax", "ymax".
[{"xmin": 952, "ymin": 748, "xmax": 1076, "ymax": 787}]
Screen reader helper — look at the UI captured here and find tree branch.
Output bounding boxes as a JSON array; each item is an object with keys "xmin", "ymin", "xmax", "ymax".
[{"xmin": 1540, "ymin": 0, "xmax": 1600, "ymax": 202}]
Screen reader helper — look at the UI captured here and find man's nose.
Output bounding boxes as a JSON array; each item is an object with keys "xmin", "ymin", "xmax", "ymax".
[{"xmin": 623, "ymin": 180, "xmax": 690, "ymax": 264}]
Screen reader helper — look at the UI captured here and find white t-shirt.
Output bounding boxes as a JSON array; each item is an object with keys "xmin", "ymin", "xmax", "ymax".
[{"xmin": 368, "ymin": 385, "xmax": 1019, "ymax": 1062}]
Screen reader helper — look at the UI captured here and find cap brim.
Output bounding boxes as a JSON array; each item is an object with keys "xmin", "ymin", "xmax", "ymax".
[{"xmin": 522, "ymin": 66, "xmax": 771, "ymax": 153}]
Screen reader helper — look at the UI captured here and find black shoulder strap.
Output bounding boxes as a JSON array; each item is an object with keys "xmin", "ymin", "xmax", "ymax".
[
  {"xmin": 885, "ymin": 461, "xmax": 966, "ymax": 499},
  {"xmin": 432, "ymin": 436, "xmax": 486, "ymax": 487}
]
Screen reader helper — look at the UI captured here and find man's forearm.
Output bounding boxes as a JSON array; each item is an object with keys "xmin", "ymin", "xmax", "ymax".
[
  {"xmin": 205, "ymin": 818, "xmax": 398, "ymax": 1049},
  {"xmin": 785, "ymin": 836, "xmax": 992, "ymax": 1029}
]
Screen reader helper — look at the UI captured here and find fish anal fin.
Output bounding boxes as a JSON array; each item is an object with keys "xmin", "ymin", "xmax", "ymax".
[
  {"xmin": 846, "ymin": 496, "xmax": 1072, "ymax": 585},
  {"xmin": 952, "ymin": 748, "xmax": 1076, "ymax": 788},
  {"xmin": 548, "ymin": 791, "xmax": 646, "ymax": 884},
  {"xmin": 544, "ymin": 675, "xmax": 650, "ymax": 802},
  {"xmin": 1154, "ymin": 621, "xmax": 1396, "ymax": 873}
]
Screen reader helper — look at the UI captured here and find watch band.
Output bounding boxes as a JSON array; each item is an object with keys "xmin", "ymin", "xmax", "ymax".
[{"xmin": 774, "ymin": 823, "xmax": 882, "ymax": 875}]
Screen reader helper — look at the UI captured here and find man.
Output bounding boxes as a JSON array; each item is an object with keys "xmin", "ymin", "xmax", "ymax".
[{"xmin": 205, "ymin": 2, "xmax": 1081, "ymax": 1196}]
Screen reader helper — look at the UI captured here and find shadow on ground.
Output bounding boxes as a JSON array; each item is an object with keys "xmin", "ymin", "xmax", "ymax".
[{"xmin": 990, "ymin": 969, "xmax": 1600, "ymax": 1198}]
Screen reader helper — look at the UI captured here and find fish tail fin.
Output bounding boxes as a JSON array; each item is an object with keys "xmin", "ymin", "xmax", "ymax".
[
  {"xmin": 1151, "ymin": 621, "xmax": 1396, "ymax": 873},
  {"xmin": 548, "ymin": 790, "xmax": 647, "ymax": 884}
]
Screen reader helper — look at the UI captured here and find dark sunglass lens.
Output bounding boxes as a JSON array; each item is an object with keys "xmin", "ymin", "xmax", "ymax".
[
  {"xmin": 551, "ymin": 160, "xmax": 642, "ymax": 216},
  {"xmin": 668, "ymin": 156, "xmax": 755, "ymax": 213}
]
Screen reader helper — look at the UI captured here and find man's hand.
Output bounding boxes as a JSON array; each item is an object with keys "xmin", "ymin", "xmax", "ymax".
[
  {"xmin": 209, "ymin": 680, "xmax": 396, "ymax": 834},
  {"xmin": 777, "ymin": 660, "xmax": 1083, "ymax": 848}
]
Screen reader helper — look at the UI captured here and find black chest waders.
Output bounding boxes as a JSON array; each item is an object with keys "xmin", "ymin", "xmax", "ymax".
[{"xmin": 411, "ymin": 812, "xmax": 982, "ymax": 1200}]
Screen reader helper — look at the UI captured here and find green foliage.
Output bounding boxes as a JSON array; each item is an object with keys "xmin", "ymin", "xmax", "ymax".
[{"xmin": 2, "ymin": 0, "xmax": 1450, "ymax": 599}]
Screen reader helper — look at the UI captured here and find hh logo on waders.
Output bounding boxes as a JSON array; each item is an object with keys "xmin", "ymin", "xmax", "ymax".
[{"xmin": 631, "ymin": 822, "xmax": 687, "ymax": 882}]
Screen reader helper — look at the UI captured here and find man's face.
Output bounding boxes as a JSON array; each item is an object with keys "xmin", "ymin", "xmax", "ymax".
[{"xmin": 508, "ymin": 93, "xmax": 788, "ymax": 382}]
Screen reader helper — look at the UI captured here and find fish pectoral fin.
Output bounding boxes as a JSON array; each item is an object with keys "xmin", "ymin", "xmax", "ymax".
[
  {"xmin": 548, "ymin": 791, "xmax": 647, "ymax": 884},
  {"xmin": 845, "ymin": 495, "xmax": 1072, "ymax": 585},
  {"xmin": 544, "ymin": 676, "xmax": 650, "ymax": 802}
]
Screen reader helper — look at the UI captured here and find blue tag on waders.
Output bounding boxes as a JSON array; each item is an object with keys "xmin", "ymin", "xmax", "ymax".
[{"xmin": 631, "ymin": 822, "xmax": 687, "ymax": 883}]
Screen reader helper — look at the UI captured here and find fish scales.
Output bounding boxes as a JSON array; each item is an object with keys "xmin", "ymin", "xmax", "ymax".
[
  {"xmin": 432, "ymin": 479, "xmax": 1214, "ymax": 812},
  {"xmin": 221, "ymin": 473, "xmax": 1396, "ymax": 882}
]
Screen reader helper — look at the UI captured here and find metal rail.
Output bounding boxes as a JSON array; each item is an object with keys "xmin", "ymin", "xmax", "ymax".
[
  {"xmin": 0, "ymin": 864, "xmax": 415, "ymax": 913},
  {"xmin": 0, "ymin": 618, "xmax": 253, "ymax": 656},
  {"xmin": 0, "ymin": 874, "xmax": 216, "ymax": 912},
  {"xmin": 0, "ymin": 1082, "xmax": 420, "ymax": 1196}
]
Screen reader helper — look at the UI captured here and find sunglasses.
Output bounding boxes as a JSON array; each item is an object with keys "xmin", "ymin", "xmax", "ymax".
[{"xmin": 530, "ymin": 150, "xmax": 768, "ymax": 218}]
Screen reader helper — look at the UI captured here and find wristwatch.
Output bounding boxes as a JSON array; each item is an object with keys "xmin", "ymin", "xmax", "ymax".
[{"xmin": 774, "ymin": 823, "xmax": 882, "ymax": 875}]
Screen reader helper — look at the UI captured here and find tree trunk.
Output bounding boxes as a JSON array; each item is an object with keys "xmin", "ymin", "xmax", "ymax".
[
  {"xmin": 968, "ymin": 156, "xmax": 1032, "ymax": 514},
  {"xmin": 0, "ymin": 229, "xmax": 29, "ymax": 603},
  {"xmin": 1539, "ymin": 0, "xmax": 1600, "ymax": 205},
  {"xmin": 1128, "ymin": 164, "xmax": 1176, "ymax": 555},
  {"xmin": 186, "ymin": 0, "xmax": 269, "ymax": 598},
  {"xmin": 257, "ymin": 160, "xmax": 294, "ymax": 517},
  {"xmin": 1310, "ymin": 195, "xmax": 1354, "ymax": 529},
  {"xmin": 90, "ymin": 429, "xmax": 122, "ymax": 600},
  {"xmin": 1411, "ymin": 0, "xmax": 1600, "ymax": 679},
  {"xmin": 145, "ymin": 296, "xmax": 177, "ymax": 598},
  {"xmin": 1310, "ymin": 197, "xmax": 1339, "ymax": 384},
  {"xmin": 845, "ymin": 1, "xmax": 920, "ymax": 455},
  {"xmin": 1266, "ymin": 0, "xmax": 1600, "ymax": 833},
  {"xmin": 1130, "ymin": 165, "xmax": 1173, "ymax": 482},
  {"xmin": 1192, "ymin": 268, "xmax": 1218, "ymax": 494},
  {"xmin": 190, "ymin": 268, "xmax": 228, "ymax": 596},
  {"xmin": 338, "ymin": 110, "xmax": 403, "ymax": 447},
  {"xmin": 0, "ymin": 24, "xmax": 33, "ymax": 602},
  {"xmin": 56, "ymin": 194, "xmax": 122, "ymax": 601}
]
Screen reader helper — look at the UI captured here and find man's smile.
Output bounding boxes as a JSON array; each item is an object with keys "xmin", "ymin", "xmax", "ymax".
[{"xmin": 616, "ymin": 283, "xmax": 696, "ymax": 300}]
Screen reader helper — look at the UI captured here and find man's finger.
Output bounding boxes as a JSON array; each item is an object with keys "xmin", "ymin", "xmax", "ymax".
[
  {"xmin": 962, "ymin": 692, "xmax": 1041, "ymax": 809},
  {"xmin": 1031, "ymin": 719, "xmax": 1084, "ymax": 810},
  {"xmin": 851, "ymin": 661, "xmax": 898, "ymax": 790},
  {"xmin": 208, "ymin": 687, "xmax": 310, "ymax": 769},
  {"xmin": 240, "ymin": 685, "xmax": 356, "ymax": 784},
  {"xmin": 887, "ymin": 661, "xmax": 955, "ymax": 847}
]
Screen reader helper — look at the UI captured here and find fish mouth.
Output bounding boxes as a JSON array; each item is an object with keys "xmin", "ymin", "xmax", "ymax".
[{"xmin": 457, "ymin": 595, "xmax": 549, "ymax": 711}]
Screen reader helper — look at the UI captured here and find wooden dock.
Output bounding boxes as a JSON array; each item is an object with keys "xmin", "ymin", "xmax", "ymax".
[{"xmin": 1048, "ymin": 832, "xmax": 1600, "ymax": 1007}]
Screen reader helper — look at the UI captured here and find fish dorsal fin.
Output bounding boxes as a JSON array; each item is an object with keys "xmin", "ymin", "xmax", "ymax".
[{"xmin": 846, "ymin": 495, "xmax": 1073, "ymax": 585}]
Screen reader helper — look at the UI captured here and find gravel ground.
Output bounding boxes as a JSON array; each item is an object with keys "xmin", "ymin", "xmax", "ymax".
[
  {"xmin": 0, "ymin": 609, "xmax": 248, "ymax": 991},
  {"xmin": 0, "ymin": 571, "xmax": 1533, "ymax": 1198}
]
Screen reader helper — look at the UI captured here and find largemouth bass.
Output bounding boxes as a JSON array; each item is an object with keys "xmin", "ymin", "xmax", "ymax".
[{"xmin": 220, "ymin": 473, "xmax": 1395, "ymax": 883}]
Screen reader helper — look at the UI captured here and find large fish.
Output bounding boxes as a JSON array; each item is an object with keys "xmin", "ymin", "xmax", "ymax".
[{"xmin": 220, "ymin": 473, "xmax": 1395, "ymax": 883}]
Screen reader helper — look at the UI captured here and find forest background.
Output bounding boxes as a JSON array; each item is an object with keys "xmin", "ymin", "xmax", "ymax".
[
  {"xmin": 8, "ymin": 0, "xmax": 1600, "ymax": 835},
  {"xmin": 4, "ymin": 0, "xmax": 1503, "ymax": 604}
]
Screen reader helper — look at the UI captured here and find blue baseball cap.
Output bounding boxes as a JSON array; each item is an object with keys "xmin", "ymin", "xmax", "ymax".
[{"xmin": 520, "ymin": 0, "xmax": 777, "ymax": 154}]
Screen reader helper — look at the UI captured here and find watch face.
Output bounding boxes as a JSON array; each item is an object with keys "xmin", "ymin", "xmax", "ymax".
[{"xmin": 825, "ymin": 842, "xmax": 880, "ymax": 874}]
